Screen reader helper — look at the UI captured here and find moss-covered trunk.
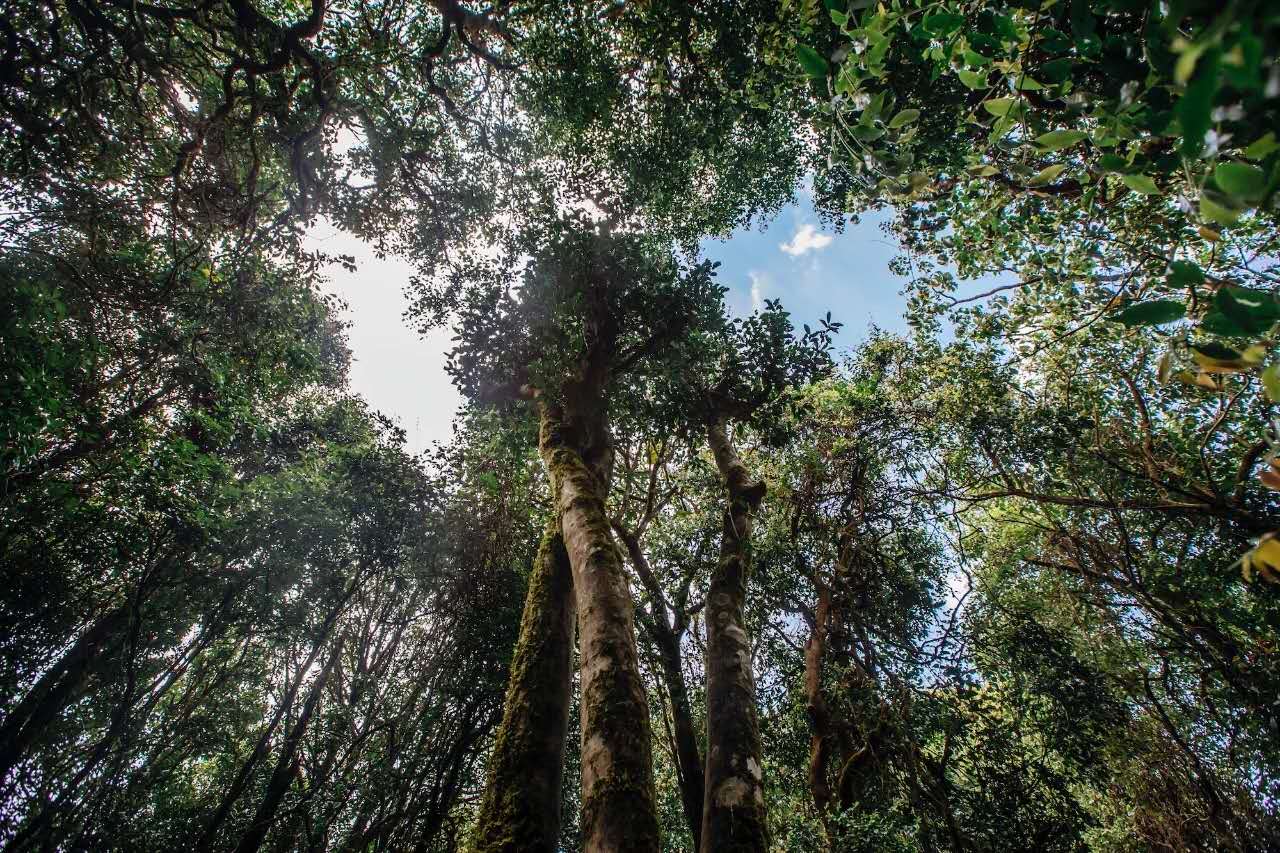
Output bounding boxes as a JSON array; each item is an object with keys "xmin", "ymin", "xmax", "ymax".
[
  {"xmin": 700, "ymin": 419, "xmax": 768, "ymax": 853},
  {"xmin": 540, "ymin": 402, "xmax": 660, "ymax": 853},
  {"xmin": 470, "ymin": 520, "xmax": 576, "ymax": 853}
]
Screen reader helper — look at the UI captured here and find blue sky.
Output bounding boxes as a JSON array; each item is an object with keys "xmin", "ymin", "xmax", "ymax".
[
  {"xmin": 704, "ymin": 205, "xmax": 910, "ymax": 340},
  {"xmin": 312, "ymin": 200, "xmax": 914, "ymax": 455}
]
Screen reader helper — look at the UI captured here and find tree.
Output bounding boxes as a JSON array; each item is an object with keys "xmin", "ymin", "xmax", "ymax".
[
  {"xmin": 8, "ymin": 1, "xmax": 1280, "ymax": 849},
  {"xmin": 453, "ymin": 222, "xmax": 729, "ymax": 851}
]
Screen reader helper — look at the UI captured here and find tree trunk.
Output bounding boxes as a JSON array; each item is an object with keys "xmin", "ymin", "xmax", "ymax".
[
  {"xmin": 700, "ymin": 419, "xmax": 769, "ymax": 853},
  {"xmin": 614, "ymin": 526, "xmax": 704, "ymax": 850},
  {"xmin": 470, "ymin": 520, "xmax": 576, "ymax": 853},
  {"xmin": 656, "ymin": 631, "xmax": 705, "ymax": 851},
  {"xmin": 540, "ymin": 401, "xmax": 660, "ymax": 853},
  {"xmin": 805, "ymin": 583, "xmax": 834, "ymax": 818},
  {"xmin": 196, "ymin": 589, "xmax": 351, "ymax": 853},
  {"xmin": 234, "ymin": 637, "xmax": 345, "ymax": 853},
  {"xmin": 0, "ymin": 607, "xmax": 130, "ymax": 782}
]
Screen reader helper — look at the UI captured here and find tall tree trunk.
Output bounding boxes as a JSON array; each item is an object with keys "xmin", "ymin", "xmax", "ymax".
[
  {"xmin": 196, "ymin": 589, "xmax": 352, "ymax": 853},
  {"xmin": 805, "ymin": 583, "xmax": 835, "ymax": 820},
  {"xmin": 0, "ymin": 607, "xmax": 130, "ymax": 783},
  {"xmin": 614, "ymin": 526, "xmax": 704, "ymax": 850},
  {"xmin": 234, "ymin": 637, "xmax": 345, "ymax": 853},
  {"xmin": 470, "ymin": 520, "xmax": 576, "ymax": 853},
  {"xmin": 540, "ymin": 401, "xmax": 660, "ymax": 853},
  {"xmin": 655, "ymin": 632, "xmax": 705, "ymax": 850},
  {"xmin": 701, "ymin": 419, "xmax": 769, "ymax": 853}
]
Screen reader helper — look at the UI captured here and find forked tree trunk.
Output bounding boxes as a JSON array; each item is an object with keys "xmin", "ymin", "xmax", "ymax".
[
  {"xmin": 540, "ymin": 401, "xmax": 660, "ymax": 853},
  {"xmin": 700, "ymin": 419, "xmax": 769, "ymax": 853},
  {"xmin": 470, "ymin": 520, "xmax": 576, "ymax": 852}
]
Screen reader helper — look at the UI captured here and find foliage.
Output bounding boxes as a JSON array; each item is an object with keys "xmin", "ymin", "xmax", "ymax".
[{"xmin": 5, "ymin": 0, "xmax": 1280, "ymax": 850}]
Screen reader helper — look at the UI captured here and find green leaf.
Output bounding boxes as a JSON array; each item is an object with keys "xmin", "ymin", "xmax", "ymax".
[
  {"xmin": 1027, "ymin": 164, "xmax": 1067, "ymax": 186},
  {"xmin": 1214, "ymin": 162, "xmax": 1268, "ymax": 202},
  {"xmin": 866, "ymin": 34, "xmax": 891, "ymax": 67},
  {"xmin": 1215, "ymin": 286, "xmax": 1277, "ymax": 336},
  {"xmin": 1167, "ymin": 261, "xmax": 1204, "ymax": 286},
  {"xmin": 797, "ymin": 45, "xmax": 830, "ymax": 79},
  {"xmin": 851, "ymin": 124, "xmax": 886, "ymax": 141},
  {"xmin": 1039, "ymin": 57, "xmax": 1073, "ymax": 84},
  {"xmin": 1262, "ymin": 362, "xmax": 1280, "ymax": 402},
  {"xmin": 1034, "ymin": 129, "xmax": 1087, "ymax": 150},
  {"xmin": 1120, "ymin": 173, "xmax": 1160, "ymax": 195},
  {"xmin": 1097, "ymin": 153, "xmax": 1129, "ymax": 172},
  {"xmin": 1111, "ymin": 299, "xmax": 1186, "ymax": 327},
  {"xmin": 1040, "ymin": 27, "xmax": 1072, "ymax": 54},
  {"xmin": 830, "ymin": 9, "xmax": 848, "ymax": 25},
  {"xmin": 958, "ymin": 70, "xmax": 989, "ymax": 90},
  {"xmin": 1244, "ymin": 132, "xmax": 1280, "ymax": 161},
  {"xmin": 963, "ymin": 50, "xmax": 991, "ymax": 67},
  {"xmin": 834, "ymin": 67, "xmax": 859, "ymax": 94},
  {"xmin": 861, "ymin": 89, "xmax": 887, "ymax": 123},
  {"xmin": 1200, "ymin": 308, "xmax": 1248, "ymax": 337},
  {"xmin": 923, "ymin": 12, "xmax": 964, "ymax": 36},
  {"xmin": 983, "ymin": 97, "xmax": 1018, "ymax": 117},
  {"xmin": 888, "ymin": 109, "xmax": 920, "ymax": 129},
  {"xmin": 1176, "ymin": 47, "xmax": 1220, "ymax": 158},
  {"xmin": 1200, "ymin": 192, "xmax": 1243, "ymax": 226}
]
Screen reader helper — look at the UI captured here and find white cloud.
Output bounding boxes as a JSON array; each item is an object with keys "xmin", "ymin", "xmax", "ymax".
[
  {"xmin": 748, "ymin": 270, "xmax": 768, "ymax": 311},
  {"xmin": 779, "ymin": 223, "xmax": 832, "ymax": 257}
]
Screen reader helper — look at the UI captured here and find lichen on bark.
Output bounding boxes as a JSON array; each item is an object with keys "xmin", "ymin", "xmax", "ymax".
[
  {"xmin": 541, "ymin": 402, "xmax": 661, "ymax": 853},
  {"xmin": 700, "ymin": 418, "xmax": 770, "ymax": 853}
]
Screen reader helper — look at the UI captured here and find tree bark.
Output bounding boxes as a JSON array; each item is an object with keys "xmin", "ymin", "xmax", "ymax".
[
  {"xmin": 700, "ymin": 419, "xmax": 769, "ymax": 853},
  {"xmin": 655, "ymin": 632, "xmax": 705, "ymax": 851},
  {"xmin": 614, "ymin": 526, "xmax": 704, "ymax": 850},
  {"xmin": 540, "ymin": 401, "xmax": 660, "ymax": 853},
  {"xmin": 805, "ymin": 583, "xmax": 834, "ymax": 818},
  {"xmin": 470, "ymin": 520, "xmax": 576, "ymax": 853}
]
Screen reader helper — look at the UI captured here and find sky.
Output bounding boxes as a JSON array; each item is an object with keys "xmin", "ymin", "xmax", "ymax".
[
  {"xmin": 704, "ymin": 204, "xmax": 910, "ymax": 338},
  {"xmin": 309, "ymin": 201, "xmax": 914, "ymax": 456}
]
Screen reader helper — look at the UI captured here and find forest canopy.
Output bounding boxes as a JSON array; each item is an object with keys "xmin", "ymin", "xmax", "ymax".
[{"xmin": 1, "ymin": 0, "xmax": 1278, "ymax": 851}]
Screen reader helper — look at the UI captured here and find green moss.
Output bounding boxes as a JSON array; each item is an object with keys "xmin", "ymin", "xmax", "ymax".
[
  {"xmin": 469, "ymin": 520, "xmax": 574, "ymax": 853},
  {"xmin": 540, "ymin": 405, "xmax": 662, "ymax": 852}
]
